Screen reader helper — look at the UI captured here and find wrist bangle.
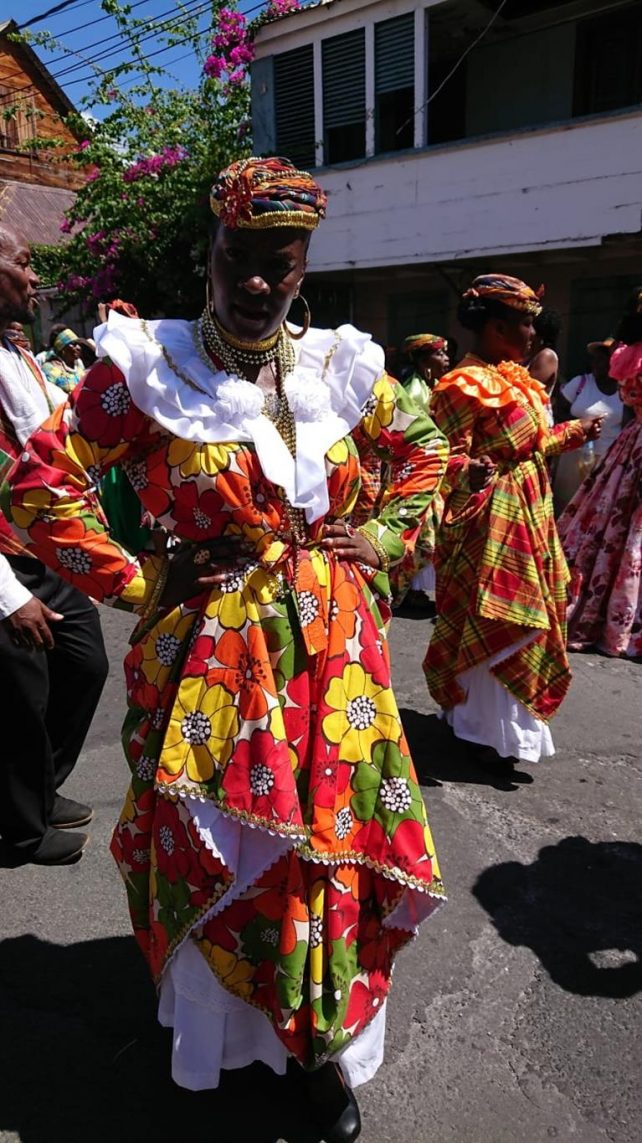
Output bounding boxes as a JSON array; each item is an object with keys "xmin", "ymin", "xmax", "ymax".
[
  {"xmin": 357, "ymin": 527, "xmax": 390, "ymax": 573},
  {"xmin": 140, "ymin": 558, "xmax": 169, "ymax": 621}
]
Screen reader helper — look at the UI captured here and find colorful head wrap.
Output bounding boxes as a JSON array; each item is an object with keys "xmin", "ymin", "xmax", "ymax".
[
  {"xmin": 462, "ymin": 274, "xmax": 544, "ymax": 316},
  {"xmin": 404, "ymin": 332, "xmax": 448, "ymax": 354},
  {"xmin": 53, "ymin": 328, "xmax": 80, "ymax": 353},
  {"xmin": 211, "ymin": 156, "xmax": 327, "ymax": 231}
]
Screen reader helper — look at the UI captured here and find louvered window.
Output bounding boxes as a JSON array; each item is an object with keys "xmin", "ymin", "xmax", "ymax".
[
  {"xmin": 375, "ymin": 14, "xmax": 415, "ymax": 153},
  {"xmin": 274, "ymin": 45, "xmax": 316, "ymax": 169},
  {"xmin": 322, "ymin": 29, "xmax": 366, "ymax": 164}
]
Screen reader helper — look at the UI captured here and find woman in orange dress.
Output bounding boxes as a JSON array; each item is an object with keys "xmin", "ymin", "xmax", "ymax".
[{"xmin": 424, "ymin": 275, "xmax": 602, "ymax": 772}]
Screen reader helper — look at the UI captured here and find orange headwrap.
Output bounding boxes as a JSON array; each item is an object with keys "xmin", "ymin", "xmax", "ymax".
[{"xmin": 211, "ymin": 156, "xmax": 327, "ymax": 231}]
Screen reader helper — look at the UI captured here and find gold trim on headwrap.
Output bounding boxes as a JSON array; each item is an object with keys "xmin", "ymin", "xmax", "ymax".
[
  {"xmin": 404, "ymin": 332, "xmax": 448, "ymax": 353},
  {"xmin": 462, "ymin": 274, "xmax": 543, "ymax": 316},
  {"xmin": 211, "ymin": 156, "xmax": 327, "ymax": 231}
]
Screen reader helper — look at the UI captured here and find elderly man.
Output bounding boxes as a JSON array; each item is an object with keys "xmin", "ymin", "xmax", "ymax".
[{"xmin": 0, "ymin": 226, "xmax": 108, "ymax": 866}]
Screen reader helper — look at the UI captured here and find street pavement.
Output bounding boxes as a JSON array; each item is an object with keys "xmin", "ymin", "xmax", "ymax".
[{"xmin": 1, "ymin": 606, "xmax": 640, "ymax": 1143}]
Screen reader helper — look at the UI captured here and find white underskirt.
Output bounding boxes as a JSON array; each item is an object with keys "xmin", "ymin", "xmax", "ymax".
[
  {"xmin": 158, "ymin": 798, "xmax": 389, "ymax": 1091},
  {"xmin": 443, "ymin": 634, "xmax": 555, "ymax": 763},
  {"xmin": 411, "ymin": 562, "xmax": 436, "ymax": 594}
]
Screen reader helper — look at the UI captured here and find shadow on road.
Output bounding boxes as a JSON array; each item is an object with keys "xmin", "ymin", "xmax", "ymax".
[
  {"xmin": 474, "ymin": 836, "xmax": 642, "ymax": 998},
  {"xmin": 0, "ymin": 933, "xmax": 323, "ymax": 1143},
  {"xmin": 400, "ymin": 708, "xmax": 533, "ymax": 791}
]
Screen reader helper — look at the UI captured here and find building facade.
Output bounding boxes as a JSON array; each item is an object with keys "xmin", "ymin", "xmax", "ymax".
[{"xmin": 252, "ymin": 0, "xmax": 642, "ymax": 373}]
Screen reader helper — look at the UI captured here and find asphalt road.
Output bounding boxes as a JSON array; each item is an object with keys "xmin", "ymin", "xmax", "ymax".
[{"xmin": 1, "ymin": 606, "xmax": 640, "ymax": 1143}]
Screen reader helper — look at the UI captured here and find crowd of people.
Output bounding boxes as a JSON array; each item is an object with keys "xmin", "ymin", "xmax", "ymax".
[{"xmin": 0, "ymin": 155, "xmax": 640, "ymax": 1143}]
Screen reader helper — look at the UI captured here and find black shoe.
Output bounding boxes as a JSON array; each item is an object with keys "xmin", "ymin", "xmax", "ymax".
[
  {"xmin": 51, "ymin": 795, "xmax": 94, "ymax": 830},
  {"xmin": 31, "ymin": 828, "xmax": 88, "ymax": 865},
  {"xmin": 299, "ymin": 1060, "xmax": 361, "ymax": 1143}
]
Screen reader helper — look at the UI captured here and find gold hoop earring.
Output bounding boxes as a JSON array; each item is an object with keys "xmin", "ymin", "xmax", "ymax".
[
  {"xmin": 205, "ymin": 277, "xmax": 214, "ymax": 319},
  {"xmin": 285, "ymin": 295, "xmax": 311, "ymax": 340}
]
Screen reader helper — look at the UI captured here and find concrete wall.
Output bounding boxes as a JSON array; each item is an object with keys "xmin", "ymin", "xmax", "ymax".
[
  {"xmin": 305, "ymin": 111, "xmax": 642, "ymax": 272},
  {"xmin": 465, "ymin": 23, "xmax": 576, "ymax": 137}
]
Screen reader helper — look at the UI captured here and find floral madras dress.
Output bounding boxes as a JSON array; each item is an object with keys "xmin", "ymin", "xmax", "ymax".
[
  {"xmin": 424, "ymin": 356, "xmax": 585, "ymax": 722},
  {"xmin": 8, "ymin": 313, "xmax": 448, "ymax": 1072},
  {"xmin": 558, "ymin": 369, "xmax": 642, "ymax": 660}
]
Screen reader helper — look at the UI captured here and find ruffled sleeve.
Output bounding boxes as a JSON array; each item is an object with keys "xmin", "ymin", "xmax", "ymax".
[{"xmin": 6, "ymin": 358, "xmax": 165, "ymax": 611}]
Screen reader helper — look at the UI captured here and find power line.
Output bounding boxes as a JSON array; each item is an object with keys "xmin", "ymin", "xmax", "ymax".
[
  {"xmin": 2, "ymin": 0, "xmax": 208, "ymax": 87},
  {"xmin": 19, "ymin": 0, "xmax": 100, "ymax": 31},
  {"xmin": 396, "ymin": 0, "xmax": 510, "ymax": 137},
  {"xmin": 0, "ymin": 1, "xmax": 219, "ymax": 109}
]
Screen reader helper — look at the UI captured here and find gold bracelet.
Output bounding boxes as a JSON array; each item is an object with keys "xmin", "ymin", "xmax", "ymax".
[
  {"xmin": 140, "ymin": 558, "xmax": 169, "ymax": 621},
  {"xmin": 357, "ymin": 527, "xmax": 390, "ymax": 573}
]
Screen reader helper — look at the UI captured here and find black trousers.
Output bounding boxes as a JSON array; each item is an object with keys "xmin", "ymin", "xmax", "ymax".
[{"xmin": 0, "ymin": 557, "xmax": 109, "ymax": 851}]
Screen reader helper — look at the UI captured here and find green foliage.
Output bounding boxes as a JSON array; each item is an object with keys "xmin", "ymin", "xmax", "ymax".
[{"xmin": 24, "ymin": 0, "xmax": 252, "ymax": 317}]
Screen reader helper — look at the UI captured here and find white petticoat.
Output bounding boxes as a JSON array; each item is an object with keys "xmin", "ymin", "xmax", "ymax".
[
  {"xmin": 411, "ymin": 562, "xmax": 436, "ymax": 595},
  {"xmin": 158, "ymin": 799, "xmax": 388, "ymax": 1091},
  {"xmin": 443, "ymin": 635, "xmax": 555, "ymax": 763}
]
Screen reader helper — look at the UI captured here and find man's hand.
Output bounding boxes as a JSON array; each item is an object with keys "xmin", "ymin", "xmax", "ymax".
[
  {"xmin": 581, "ymin": 414, "xmax": 605, "ymax": 441},
  {"xmin": 2, "ymin": 597, "xmax": 63, "ymax": 651}
]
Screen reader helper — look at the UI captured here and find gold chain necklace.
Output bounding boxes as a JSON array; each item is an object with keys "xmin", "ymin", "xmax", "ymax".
[{"xmin": 199, "ymin": 308, "xmax": 295, "ymax": 381}]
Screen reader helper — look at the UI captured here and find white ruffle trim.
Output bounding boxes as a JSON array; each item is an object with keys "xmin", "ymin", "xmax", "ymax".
[
  {"xmin": 443, "ymin": 634, "xmax": 555, "ymax": 763},
  {"xmin": 94, "ymin": 312, "xmax": 384, "ymax": 522},
  {"xmin": 158, "ymin": 796, "xmax": 387, "ymax": 1091}
]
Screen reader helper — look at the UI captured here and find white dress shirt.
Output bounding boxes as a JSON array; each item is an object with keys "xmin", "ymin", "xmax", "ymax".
[{"xmin": 0, "ymin": 339, "xmax": 66, "ymax": 620}]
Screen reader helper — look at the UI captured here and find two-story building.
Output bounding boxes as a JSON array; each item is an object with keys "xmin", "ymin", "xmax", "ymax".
[{"xmin": 251, "ymin": 0, "xmax": 642, "ymax": 372}]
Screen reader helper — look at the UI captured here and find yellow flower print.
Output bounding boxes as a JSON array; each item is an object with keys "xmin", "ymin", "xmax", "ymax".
[
  {"xmin": 140, "ymin": 609, "xmax": 195, "ymax": 687},
  {"xmin": 322, "ymin": 662, "xmax": 401, "ymax": 764},
  {"xmin": 199, "ymin": 938, "xmax": 254, "ymax": 1001},
  {"xmin": 167, "ymin": 438, "xmax": 233, "ymax": 479},
  {"xmin": 364, "ymin": 376, "xmax": 395, "ymax": 440},
  {"xmin": 10, "ymin": 486, "xmax": 59, "ymax": 530},
  {"xmin": 326, "ymin": 438, "xmax": 350, "ymax": 466},
  {"xmin": 161, "ymin": 679, "xmax": 239, "ymax": 783}
]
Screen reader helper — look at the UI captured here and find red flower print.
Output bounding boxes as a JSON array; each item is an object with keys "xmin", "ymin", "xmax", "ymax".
[
  {"xmin": 129, "ymin": 446, "xmax": 173, "ymax": 522},
  {"xmin": 172, "ymin": 479, "xmax": 228, "ymax": 540},
  {"xmin": 74, "ymin": 361, "xmax": 145, "ymax": 447},
  {"xmin": 152, "ymin": 798, "xmax": 194, "ymax": 883},
  {"xmin": 221, "ymin": 729, "xmax": 300, "ymax": 826},
  {"xmin": 358, "ymin": 619, "xmax": 391, "ymax": 688},
  {"xmin": 208, "ymin": 625, "xmax": 278, "ymax": 722},
  {"xmin": 345, "ymin": 973, "xmax": 388, "ymax": 1031},
  {"xmin": 281, "ymin": 669, "xmax": 311, "ymax": 759},
  {"xmin": 309, "ymin": 755, "xmax": 352, "ymax": 810}
]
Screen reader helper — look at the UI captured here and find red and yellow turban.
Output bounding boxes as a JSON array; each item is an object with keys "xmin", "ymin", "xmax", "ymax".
[
  {"xmin": 211, "ymin": 156, "xmax": 327, "ymax": 231},
  {"xmin": 404, "ymin": 332, "xmax": 447, "ymax": 354},
  {"xmin": 463, "ymin": 274, "xmax": 543, "ymax": 316}
]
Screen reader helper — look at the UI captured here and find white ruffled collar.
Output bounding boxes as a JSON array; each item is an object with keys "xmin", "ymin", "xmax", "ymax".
[{"xmin": 94, "ymin": 312, "xmax": 384, "ymax": 523}]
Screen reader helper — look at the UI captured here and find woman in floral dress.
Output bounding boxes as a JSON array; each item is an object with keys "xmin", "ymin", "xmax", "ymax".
[
  {"xmin": 558, "ymin": 299, "xmax": 642, "ymax": 661},
  {"xmin": 7, "ymin": 158, "xmax": 447, "ymax": 1143},
  {"xmin": 424, "ymin": 274, "xmax": 603, "ymax": 770}
]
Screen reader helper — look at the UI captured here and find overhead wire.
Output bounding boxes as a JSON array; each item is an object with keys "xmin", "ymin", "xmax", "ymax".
[
  {"xmin": 0, "ymin": 0, "xmax": 226, "ymax": 110},
  {"xmin": 19, "ymin": 0, "xmax": 101, "ymax": 31}
]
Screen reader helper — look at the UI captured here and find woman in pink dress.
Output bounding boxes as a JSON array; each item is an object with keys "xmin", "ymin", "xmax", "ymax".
[{"xmin": 558, "ymin": 297, "xmax": 642, "ymax": 660}]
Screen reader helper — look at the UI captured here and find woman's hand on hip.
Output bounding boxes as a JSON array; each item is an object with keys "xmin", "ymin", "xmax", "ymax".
[
  {"xmin": 321, "ymin": 521, "xmax": 381, "ymax": 568},
  {"xmin": 159, "ymin": 538, "xmax": 252, "ymax": 609}
]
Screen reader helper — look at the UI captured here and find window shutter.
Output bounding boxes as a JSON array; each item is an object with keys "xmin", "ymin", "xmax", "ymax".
[
  {"xmin": 375, "ymin": 14, "xmax": 414, "ymax": 95},
  {"xmin": 274, "ymin": 45, "xmax": 315, "ymax": 169},
  {"xmin": 322, "ymin": 29, "xmax": 365, "ymax": 129}
]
